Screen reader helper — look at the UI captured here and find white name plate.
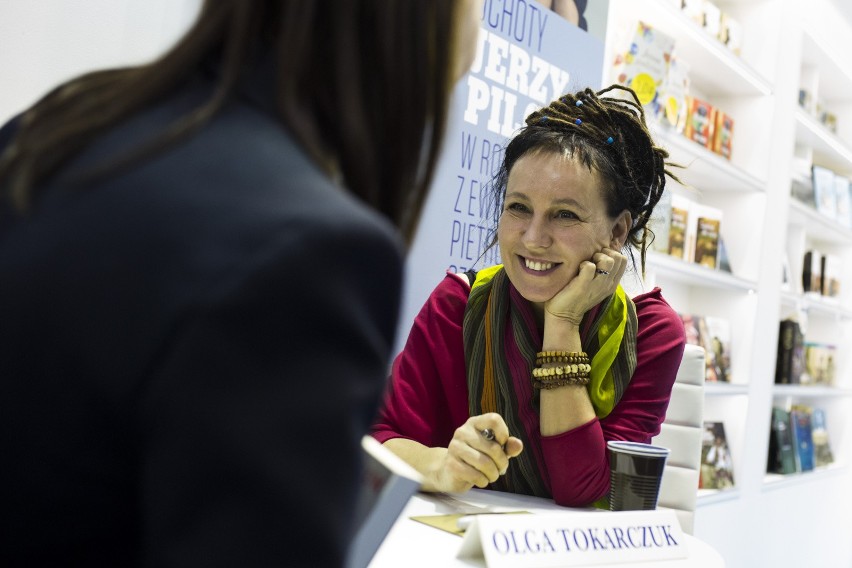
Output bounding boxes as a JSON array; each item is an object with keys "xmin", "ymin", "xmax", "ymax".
[{"xmin": 457, "ymin": 509, "xmax": 687, "ymax": 567}]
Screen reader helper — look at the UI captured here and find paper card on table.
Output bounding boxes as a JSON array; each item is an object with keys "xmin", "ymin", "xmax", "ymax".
[
  {"xmin": 457, "ymin": 509, "xmax": 686, "ymax": 567},
  {"xmin": 411, "ymin": 511, "xmax": 530, "ymax": 536}
]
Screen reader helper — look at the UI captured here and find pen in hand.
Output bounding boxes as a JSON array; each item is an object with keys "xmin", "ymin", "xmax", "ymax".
[
  {"xmin": 479, "ymin": 428, "xmax": 511, "ymax": 477},
  {"xmin": 480, "ymin": 428, "xmax": 506, "ymax": 451}
]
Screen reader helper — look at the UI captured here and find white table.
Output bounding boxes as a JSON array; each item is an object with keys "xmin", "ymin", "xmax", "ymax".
[{"xmin": 367, "ymin": 489, "xmax": 724, "ymax": 568}]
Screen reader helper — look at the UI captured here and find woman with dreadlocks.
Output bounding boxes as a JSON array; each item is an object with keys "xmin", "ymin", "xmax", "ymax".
[{"xmin": 372, "ymin": 85, "xmax": 686, "ymax": 508}]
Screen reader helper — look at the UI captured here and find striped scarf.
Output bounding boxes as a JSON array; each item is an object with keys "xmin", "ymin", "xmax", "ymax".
[{"xmin": 462, "ymin": 265, "xmax": 638, "ymax": 498}]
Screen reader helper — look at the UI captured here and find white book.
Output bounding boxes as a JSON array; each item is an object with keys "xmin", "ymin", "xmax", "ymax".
[
  {"xmin": 650, "ymin": 188, "xmax": 673, "ymax": 254},
  {"xmin": 346, "ymin": 436, "xmax": 423, "ymax": 568}
]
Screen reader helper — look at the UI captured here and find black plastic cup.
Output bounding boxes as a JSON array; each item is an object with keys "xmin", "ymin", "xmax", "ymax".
[{"xmin": 607, "ymin": 441, "xmax": 670, "ymax": 511}]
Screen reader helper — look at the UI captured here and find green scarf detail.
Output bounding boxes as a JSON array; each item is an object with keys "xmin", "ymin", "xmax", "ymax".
[{"xmin": 468, "ymin": 264, "xmax": 637, "ymax": 419}]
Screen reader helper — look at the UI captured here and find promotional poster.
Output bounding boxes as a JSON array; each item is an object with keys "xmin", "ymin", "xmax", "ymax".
[{"xmin": 397, "ymin": 0, "xmax": 609, "ymax": 351}]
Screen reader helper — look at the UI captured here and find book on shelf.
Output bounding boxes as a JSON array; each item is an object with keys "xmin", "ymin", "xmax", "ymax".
[
  {"xmin": 668, "ymin": 193, "xmax": 691, "ymax": 261},
  {"xmin": 650, "ymin": 188, "xmax": 672, "ymax": 255},
  {"xmin": 679, "ymin": 312, "xmax": 731, "ymax": 383},
  {"xmin": 774, "ymin": 318, "xmax": 804, "ymax": 385},
  {"xmin": 790, "ymin": 406, "xmax": 815, "ymax": 473},
  {"xmin": 692, "ymin": 203, "xmax": 723, "ymax": 269},
  {"xmin": 819, "ymin": 104, "xmax": 838, "ymax": 133},
  {"xmin": 701, "ymin": 0, "xmax": 722, "ymax": 37},
  {"xmin": 699, "ymin": 421, "xmax": 735, "ymax": 490},
  {"xmin": 802, "ymin": 249, "xmax": 822, "ymax": 296},
  {"xmin": 680, "ymin": 0, "xmax": 705, "ymax": 27},
  {"xmin": 820, "ymin": 253, "xmax": 841, "ymax": 298},
  {"xmin": 811, "ymin": 408, "xmax": 834, "ymax": 468},
  {"xmin": 712, "ymin": 110, "xmax": 734, "ymax": 160},
  {"xmin": 812, "ymin": 165, "xmax": 837, "ymax": 221},
  {"xmin": 719, "ymin": 11, "xmax": 743, "ymax": 55},
  {"xmin": 767, "ymin": 407, "xmax": 797, "ymax": 475},
  {"xmin": 659, "ymin": 54, "xmax": 690, "ymax": 133},
  {"xmin": 347, "ymin": 435, "xmax": 423, "ymax": 568},
  {"xmin": 790, "ymin": 174, "xmax": 816, "ymax": 209},
  {"xmin": 612, "ymin": 20, "xmax": 676, "ymax": 120},
  {"xmin": 684, "ymin": 96, "xmax": 716, "ymax": 150},
  {"xmin": 703, "ymin": 316, "xmax": 731, "ymax": 383},
  {"xmin": 798, "ymin": 88, "xmax": 815, "ymax": 115},
  {"xmin": 802, "ymin": 342, "xmax": 836, "ymax": 386}
]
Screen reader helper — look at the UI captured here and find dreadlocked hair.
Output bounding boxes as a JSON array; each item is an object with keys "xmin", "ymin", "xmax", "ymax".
[{"xmin": 488, "ymin": 84, "xmax": 680, "ymax": 276}]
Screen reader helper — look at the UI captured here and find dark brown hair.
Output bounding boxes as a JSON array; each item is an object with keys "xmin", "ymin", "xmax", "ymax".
[
  {"xmin": 489, "ymin": 85, "xmax": 680, "ymax": 273},
  {"xmin": 0, "ymin": 0, "xmax": 463, "ymax": 243}
]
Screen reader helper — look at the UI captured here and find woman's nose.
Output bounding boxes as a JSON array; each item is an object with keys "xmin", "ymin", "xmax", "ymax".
[{"xmin": 521, "ymin": 216, "xmax": 551, "ymax": 249}]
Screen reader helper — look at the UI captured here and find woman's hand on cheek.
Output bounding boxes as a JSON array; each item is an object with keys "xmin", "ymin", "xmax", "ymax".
[{"xmin": 544, "ymin": 248, "xmax": 627, "ymax": 325}]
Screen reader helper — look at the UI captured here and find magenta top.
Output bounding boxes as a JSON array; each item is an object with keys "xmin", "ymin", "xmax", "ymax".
[{"xmin": 372, "ymin": 273, "xmax": 686, "ymax": 507}]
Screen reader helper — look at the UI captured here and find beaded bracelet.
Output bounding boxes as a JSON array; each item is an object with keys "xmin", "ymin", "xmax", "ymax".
[
  {"xmin": 535, "ymin": 350, "xmax": 590, "ymax": 366},
  {"xmin": 533, "ymin": 375, "xmax": 591, "ymax": 389},
  {"xmin": 531, "ymin": 363, "xmax": 592, "ymax": 378}
]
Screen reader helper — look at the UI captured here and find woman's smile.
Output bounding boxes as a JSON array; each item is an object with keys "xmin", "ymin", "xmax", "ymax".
[{"xmin": 498, "ymin": 151, "xmax": 614, "ymax": 305}]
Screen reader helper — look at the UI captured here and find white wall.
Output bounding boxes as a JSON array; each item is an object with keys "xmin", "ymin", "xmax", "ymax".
[{"xmin": 0, "ymin": 0, "xmax": 201, "ymax": 125}]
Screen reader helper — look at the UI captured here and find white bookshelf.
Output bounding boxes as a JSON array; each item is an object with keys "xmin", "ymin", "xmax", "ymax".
[{"xmin": 605, "ymin": 1, "xmax": 852, "ymax": 566}]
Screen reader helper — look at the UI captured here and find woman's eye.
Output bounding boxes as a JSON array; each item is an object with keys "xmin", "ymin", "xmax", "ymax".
[
  {"xmin": 556, "ymin": 210, "xmax": 578, "ymax": 220},
  {"xmin": 506, "ymin": 202, "xmax": 530, "ymax": 214}
]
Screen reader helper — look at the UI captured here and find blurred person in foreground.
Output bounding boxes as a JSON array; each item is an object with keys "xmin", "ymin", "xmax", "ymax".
[{"xmin": 0, "ymin": 1, "xmax": 483, "ymax": 565}]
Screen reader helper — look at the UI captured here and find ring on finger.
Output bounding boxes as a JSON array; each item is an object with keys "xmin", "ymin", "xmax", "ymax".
[{"xmin": 595, "ymin": 268, "xmax": 610, "ymax": 275}]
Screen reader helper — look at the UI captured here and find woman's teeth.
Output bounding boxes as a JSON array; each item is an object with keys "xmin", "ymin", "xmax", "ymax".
[{"xmin": 524, "ymin": 259, "xmax": 553, "ymax": 271}]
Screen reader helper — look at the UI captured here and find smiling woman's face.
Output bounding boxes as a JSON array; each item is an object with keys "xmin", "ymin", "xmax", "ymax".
[{"xmin": 497, "ymin": 150, "xmax": 620, "ymax": 304}]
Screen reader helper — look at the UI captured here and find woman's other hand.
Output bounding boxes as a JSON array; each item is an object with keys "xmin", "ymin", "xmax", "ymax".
[{"xmin": 430, "ymin": 413, "xmax": 523, "ymax": 493}]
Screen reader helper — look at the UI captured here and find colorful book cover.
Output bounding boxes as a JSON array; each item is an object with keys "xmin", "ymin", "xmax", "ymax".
[
  {"xmin": 811, "ymin": 408, "xmax": 834, "ymax": 468},
  {"xmin": 679, "ymin": 313, "xmax": 730, "ymax": 383},
  {"xmin": 659, "ymin": 54, "xmax": 690, "ymax": 133},
  {"xmin": 668, "ymin": 194, "xmax": 692, "ymax": 260},
  {"xmin": 684, "ymin": 96, "xmax": 716, "ymax": 149},
  {"xmin": 692, "ymin": 203, "xmax": 722, "ymax": 269},
  {"xmin": 680, "ymin": 312, "xmax": 703, "ymax": 348},
  {"xmin": 712, "ymin": 111, "xmax": 734, "ymax": 160},
  {"xmin": 613, "ymin": 21, "xmax": 676, "ymax": 121},
  {"xmin": 699, "ymin": 421, "xmax": 735, "ymax": 489},
  {"xmin": 790, "ymin": 408, "xmax": 815, "ymax": 472},
  {"xmin": 767, "ymin": 407, "xmax": 796, "ymax": 474},
  {"xmin": 704, "ymin": 316, "xmax": 731, "ymax": 383},
  {"xmin": 803, "ymin": 342, "xmax": 836, "ymax": 386}
]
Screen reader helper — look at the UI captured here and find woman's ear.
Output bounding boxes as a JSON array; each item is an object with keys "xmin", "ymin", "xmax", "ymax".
[{"xmin": 610, "ymin": 210, "xmax": 632, "ymax": 249}]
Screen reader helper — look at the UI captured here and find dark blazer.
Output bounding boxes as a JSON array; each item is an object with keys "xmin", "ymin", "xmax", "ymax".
[{"xmin": 0, "ymin": 68, "xmax": 402, "ymax": 567}]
